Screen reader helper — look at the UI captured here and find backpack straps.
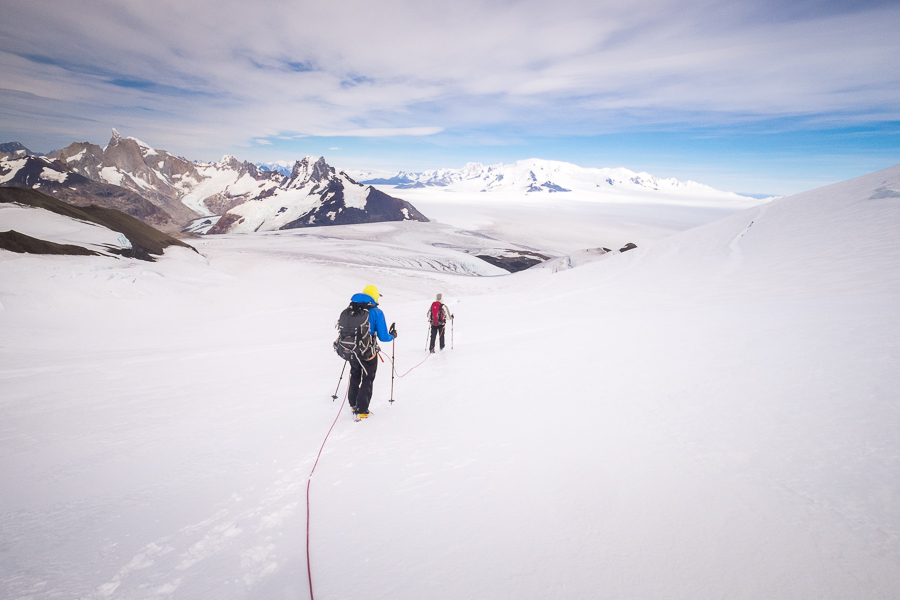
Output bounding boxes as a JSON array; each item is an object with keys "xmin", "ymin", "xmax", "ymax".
[{"xmin": 430, "ymin": 301, "xmax": 445, "ymax": 326}]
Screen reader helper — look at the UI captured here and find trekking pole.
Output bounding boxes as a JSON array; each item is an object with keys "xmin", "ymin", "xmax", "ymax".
[
  {"xmin": 451, "ymin": 317, "xmax": 454, "ymax": 350},
  {"xmin": 425, "ymin": 325, "xmax": 429, "ymax": 351},
  {"xmin": 390, "ymin": 340, "xmax": 395, "ymax": 404},
  {"xmin": 331, "ymin": 361, "xmax": 347, "ymax": 401}
]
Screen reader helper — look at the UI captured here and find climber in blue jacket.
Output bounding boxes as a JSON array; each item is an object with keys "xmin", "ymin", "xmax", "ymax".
[{"xmin": 347, "ymin": 284, "xmax": 395, "ymax": 417}]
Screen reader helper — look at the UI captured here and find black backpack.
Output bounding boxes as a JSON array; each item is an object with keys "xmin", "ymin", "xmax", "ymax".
[{"xmin": 334, "ymin": 302, "xmax": 377, "ymax": 362}]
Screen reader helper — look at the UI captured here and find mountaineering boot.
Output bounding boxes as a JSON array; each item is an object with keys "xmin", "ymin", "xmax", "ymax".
[{"xmin": 354, "ymin": 412, "xmax": 371, "ymax": 422}]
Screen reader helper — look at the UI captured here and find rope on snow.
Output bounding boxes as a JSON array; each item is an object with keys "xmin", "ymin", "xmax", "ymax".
[{"xmin": 305, "ymin": 387, "xmax": 347, "ymax": 600}]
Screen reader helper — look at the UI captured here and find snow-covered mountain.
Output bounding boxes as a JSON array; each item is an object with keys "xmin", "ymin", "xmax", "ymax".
[
  {"xmin": 355, "ymin": 158, "xmax": 760, "ymax": 202},
  {"xmin": 0, "ymin": 153, "xmax": 178, "ymax": 231},
  {"xmin": 179, "ymin": 154, "xmax": 284, "ymax": 217},
  {"xmin": 208, "ymin": 156, "xmax": 428, "ymax": 234},
  {"xmin": 0, "ymin": 141, "xmax": 41, "ymax": 160},
  {"xmin": 49, "ymin": 130, "xmax": 283, "ymax": 227},
  {"xmin": 40, "ymin": 131, "xmax": 428, "ymax": 233},
  {"xmin": 255, "ymin": 161, "xmax": 294, "ymax": 177}
]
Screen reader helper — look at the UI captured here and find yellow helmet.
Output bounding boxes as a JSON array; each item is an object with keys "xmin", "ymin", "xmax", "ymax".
[{"xmin": 363, "ymin": 284, "xmax": 379, "ymax": 303}]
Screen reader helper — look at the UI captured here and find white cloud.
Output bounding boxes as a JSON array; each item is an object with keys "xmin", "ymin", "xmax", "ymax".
[
  {"xmin": 255, "ymin": 139, "xmax": 272, "ymax": 145},
  {"xmin": 307, "ymin": 127, "xmax": 444, "ymax": 138},
  {"xmin": 0, "ymin": 0, "xmax": 898, "ymax": 157}
]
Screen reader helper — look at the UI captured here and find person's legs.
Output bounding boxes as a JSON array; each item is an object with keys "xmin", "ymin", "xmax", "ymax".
[
  {"xmin": 429, "ymin": 325, "xmax": 438, "ymax": 352},
  {"xmin": 439, "ymin": 325, "xmax": 446, "ymax": 350},
  {"xmin": 348, "ymin": 360, "xmax": 363, "ymax": 411},
  {"xmin": 356, "ymin": 355, "xmax": 378, "ymax": 414}
]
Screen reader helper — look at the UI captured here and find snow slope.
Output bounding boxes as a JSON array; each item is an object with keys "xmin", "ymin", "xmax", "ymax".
[
  {"xmin": 391, "ymin": 185, "xmax": 753, "ymax": 253},
  {"xmin": 0, "ymin": 202, "xmax": 132, "ymax": 252},
  {"xmin": 176, "ymin": 156, "xmax": 282, "ymax": 217},
  {"xmin": 0, "ymin": 164, "xmax": 898, "ymax": 599}
]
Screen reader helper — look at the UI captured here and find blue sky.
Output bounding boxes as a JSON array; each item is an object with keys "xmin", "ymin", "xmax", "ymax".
[{"xmin": 1, "ymin": 0, "xmax": 898, "ymax": 196}]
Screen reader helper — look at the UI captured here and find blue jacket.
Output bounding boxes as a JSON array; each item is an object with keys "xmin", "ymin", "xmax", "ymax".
[{"xmin": 351, "ymin": 293, "xmax": 394, "ymax": 342}]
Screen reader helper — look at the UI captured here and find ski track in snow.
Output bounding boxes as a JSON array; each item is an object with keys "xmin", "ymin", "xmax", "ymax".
[{"xmin": 1, "ymin": 165, "xmax": 900, "ymax": 599}]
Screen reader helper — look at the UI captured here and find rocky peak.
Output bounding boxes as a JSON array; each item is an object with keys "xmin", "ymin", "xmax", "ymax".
[
  {"xmin": 0, "ymin": 141, "xmax": 39, "ymax": 158},
  {"xmin": 46, "ymin": 142, "xmax": 104, "ymax": 180},
  {"xmin": 459, "ymin": 162, "xmax": 485, "ymax": 179},
  {"xmin": 104, "ymin": 130, "xmax": 148, "ymax": 173},
  {"xmin": 284, "ymin": 156, "xmax": 335, "ymax": 189},
  {"xmin": 215, "ymin": 155, "xmax": 269, "ymax": 180},
  {"xmin": 51, "ymin": 142, "xmax": 104, "ymax": 160},
  {"xmin": 216, "ymin": 155, "xmax": 241, "ymax": 171}
]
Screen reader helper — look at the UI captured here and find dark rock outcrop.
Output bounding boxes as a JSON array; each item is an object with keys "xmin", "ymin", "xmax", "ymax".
[
  {"xmin": 206, "ymin": 213, "xmax": 243, "ymax": 235},
  {"xmin": 280, "ymin": 182, "xmax": 428, "ymax": 229},
  {"xmin": 475, "ymin": 249, "xmax": 550, "ymax": 273},
  {"xmin": 0, "ymin": 187, "xmax": 195, "ymax": 261},
  {"xmin": 0, "ymin": 230, "xmax": 102, "ymax": 257}
]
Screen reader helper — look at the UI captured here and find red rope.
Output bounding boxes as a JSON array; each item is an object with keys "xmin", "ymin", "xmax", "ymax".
[
  {"xmin": 381, "ymin": 349, "xmax": 432, "ymax": 378},
  {"xmin": 306, "ymin": 387, "xmax": 347, "ymax": 600},
  {"xmin": 306, "ymin": 346, "xmax": 431, "ymax": 597}
]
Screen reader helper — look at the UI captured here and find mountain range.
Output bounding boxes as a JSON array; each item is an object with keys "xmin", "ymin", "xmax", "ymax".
[
  {"xmin": 0, "ymin": 152, "xmax": 177, "ymax": 230},
  {"xmin": 1, "ymin": 130, "xmax": 428, "ymax": 234},
  {"xmin": 3, "ymin": 131, "xmax": 766, "ymax": 238},
  {"xmin": 353, "ymin": 159, "xmax": 762, "ymax": 202}
]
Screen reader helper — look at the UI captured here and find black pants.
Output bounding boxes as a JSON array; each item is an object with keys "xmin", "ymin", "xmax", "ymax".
[
  {"xmin": 349, "ymin": 354, "xmax": 378, "ymax": 414},
  {"xmin": 429, "ymin": 325, "xmax": 446, "ymax": 351}
]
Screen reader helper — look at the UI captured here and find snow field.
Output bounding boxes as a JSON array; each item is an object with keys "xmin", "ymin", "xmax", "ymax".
[
  {"xmin": 0, "ymin": 202, "xmax": 132, "ymax": 252},
  {"xmin": 1, "ymin": 164, "xmax": 899, "ymax": 599},
  {"xmin": 392, "ymin": 187, "xmax": 752, "ymax": 253}
]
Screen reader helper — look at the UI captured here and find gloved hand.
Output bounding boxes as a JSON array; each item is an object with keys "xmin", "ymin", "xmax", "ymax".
[
  {"xmin": 451, "ymin": 314, "xmax": 455, "ymax": 319},
  {"xmin": 389, "ymin": 323, "xmax": 398, "ymax": 337}
]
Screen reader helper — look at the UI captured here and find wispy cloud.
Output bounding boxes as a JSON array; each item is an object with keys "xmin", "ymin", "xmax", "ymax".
[
  {"xmin": 0, "ymin": 0, "xmax": 897, "ymax": 166},
  {"xmin": 305, "ymin": 127, "xmax": 444, "ymax": 137}
]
